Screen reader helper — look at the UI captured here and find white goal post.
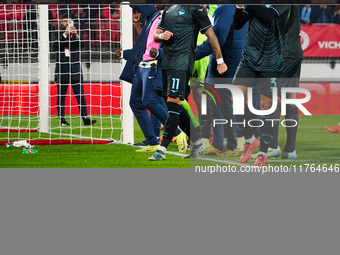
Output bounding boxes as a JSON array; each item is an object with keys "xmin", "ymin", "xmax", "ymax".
[
  {"xmin": 38, "ymin": 5, "xmax": 50, "ymax": 133},
  {"xmin": 121, "ymin": 3, "xmax": 134, "ymax": 145}
]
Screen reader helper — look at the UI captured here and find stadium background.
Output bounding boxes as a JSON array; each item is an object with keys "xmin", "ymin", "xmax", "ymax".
[
  {"xmin": 1, "ymin": 4, "xmax": 340, "ymax": 167},
  {"xmin": 1, "ymin": 5, "xmax": 340, "ymax": 115}
]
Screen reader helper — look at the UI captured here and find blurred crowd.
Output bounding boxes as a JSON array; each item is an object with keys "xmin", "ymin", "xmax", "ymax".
[
  {"xmin": 300, "ymin": 5, "xmax": 340, "ymax": 24},
  {"xmin": 1, "ymin": 4, "xmax": 340, "ymax": 46},
  {"xmin": 0, "ymin": 5, "xmax": 121, "ymax": 44}
]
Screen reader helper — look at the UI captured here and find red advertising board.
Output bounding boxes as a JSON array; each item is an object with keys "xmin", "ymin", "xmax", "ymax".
[
  {"xmin": 301, "ymin": 24, "xmax": 340, "ymax": 57},
  {"xmin": 299, "ymin": 83, "xmax": 340, "ymax": 115},
  {"xmin": 0, "ymin": 83, "xmax": 122, "ymax": 116}
]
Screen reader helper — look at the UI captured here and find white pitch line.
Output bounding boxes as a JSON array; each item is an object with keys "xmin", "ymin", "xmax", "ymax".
[
  {"xmin": 163, "ymin": 149, "xmax": 339, "ymax": 165},
  {"xmin": 162, "ymin": 150, "xmax": 246, "ymax": 167},
  {"xmin": 118, "ymin": 143, "xmax": 340, "ymax": 165}
]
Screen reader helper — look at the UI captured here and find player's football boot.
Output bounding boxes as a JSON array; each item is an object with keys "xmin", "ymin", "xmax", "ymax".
[
  {"xmin": 61, "ymin": 118, "xmax": 70, "ymax": 126},
  {"xmin": 136, "ymin": 145, "xmax": 160, "ymax": 152},
  {"xmin": 254, "ymin": 155, "xmax": 267, "ymax": 166},
  {"xmin": 204, "ymin": 144, "xmax": 224, "ymax": 156},
  {"xmin": 200, "ymin": 138, "xmax": 210, "ymax": 153},
  {"xmin": 175, "ymin": 131, "xmax": 188, "ymax": 153},
  {"xmin": 240, "ymin": 138, "xmax": 260, "ymax": 164},
  {"xmin": 148, "ymin": 149, "xmax": 166, "ymax": 161},
  {"xmin": 184, "ymin": 143, "xmax": 203, "ymax": 159},
  {"xmin": 252, "ymin": 146, "xmax": 281, "ymax": 159},
  {"xmin": 237, "ymin": 140, "xmax": 245, "ymax": 152},
  {"xmin": 325, "ymin": 124, "xmax": 340, "ymax": 133},
  {"xmin": 281, "ymin": 150, "xmax": 297, "ymax": 159},
  {"xmin": 223, "ymin": 148, "xmax": 239, "ymax": 157},
  {"xmin": 134, "ymin": 140, "xmax": 148, "ymax": 146},
  {"xmin": 83, "ymin": 117, "xmax": 97, "ymax": 125}
]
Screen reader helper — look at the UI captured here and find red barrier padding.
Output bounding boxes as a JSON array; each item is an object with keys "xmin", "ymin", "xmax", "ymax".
[
  {"xmin": 0, "ymin": 129, "xmax": 38, "ymax": 132},
  {"xmin": 0, "ymin": 139, "xmax": 112, "ymax": 146},
  {"xmin": 0, "ymin": 83, "xmax": 121, "ymax": 116}
]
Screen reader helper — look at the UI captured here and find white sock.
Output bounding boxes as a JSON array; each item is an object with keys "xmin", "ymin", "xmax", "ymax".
[
  {"xmin": 193, "ymin": 139, "xmax": 202, "ymax": 146},
  {"xmin": 237, "ymin": 136, "xmax": 245, "ymax": 142},
  {"xmin": 245, "ymin": 135, "xmax": 255, "ymax": 144},
  {"xmin": 158, "ymin": 146, "xmax": 167, "ymax": 152},
  {"xmin": 258, "ymin": 151, "xmax": 266, "ymax": 157}
]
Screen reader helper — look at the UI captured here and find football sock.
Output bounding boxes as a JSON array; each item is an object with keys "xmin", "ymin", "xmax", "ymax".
[
  {"xmin": 238, "ymin": 136, "xmax": 245, "ymax": 142},
  {"xmin": 285, "ymin": 105, "xmax": 299, "ymax": 153},
  {"xmin": 258, "ymin": 151, "xmax": 266, "ymax": 156},
  {"xmin": 182, "ymin": 100, "xmax": 200, "ymax": 128},
  {"xmin": 246, "ymin": 135, "xmax": 255, "ymax": 144},
  {"xmin": 270, "ymin": 102, "xmax": 281, "ymax": 149},
  {"xmin": 161, "ymin": 102, "xmax": 181, "ymax": 149},
  {"xmin": 236, "ymin": 104, "xmax": 253, "ymax": 140},
  {"xmin": 158, "ymin": 146, "xmax": 166, "ymax": 152},
  {"xmin": 260, "ymin": 107, "xmax": 280, "ymax": 154},
  {"xmin": 179, "ymin": 105, "xmax": 200, "ymax": 144},
  {"xmin": 200, "ymin": 113, "xmax": 210, "ymax": 139}
]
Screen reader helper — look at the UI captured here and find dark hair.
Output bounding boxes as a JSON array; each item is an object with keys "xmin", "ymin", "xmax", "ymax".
[{"xmin": 61, "ymin": 13, "xmax": 69, "ymax": 19}]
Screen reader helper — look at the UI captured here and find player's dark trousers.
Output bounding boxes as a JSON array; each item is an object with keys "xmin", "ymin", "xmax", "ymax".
[
  {"xmin": 250, "ymin": 87, "xmax": 261, "ymax": 138},
  {"xmin": 57, "ymin": 78, "xmax": 88, "ymax": 118},
  {"xmin": 207, "ymin": 89, "xmax": 237, "ymax": 151},
  {"xmin": 130, "ymin": 66, "xmax": 169, "ymax": 146}
]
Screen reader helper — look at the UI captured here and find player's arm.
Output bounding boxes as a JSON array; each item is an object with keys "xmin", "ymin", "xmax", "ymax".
[
  {"xmin": 154, "ymin": 10, "xmax": 173, "ymax": 43},
  {"xmin": 195, "ymin": 6, "xmax": 233, "ymax": 60},
  {"xmin": 193, "ymin": 5, "xmax": 227, "ymax": 74},
  {"xmin": 204, "ymin": 27, "xmax": 227, "ymax": 75},
  {"xmin": 233, "ymin": 5, "xmax": 250, "ymax": 30},
  {"xmin": 154, "ymin": 28, "xmax": 173, "ymax": 43}
]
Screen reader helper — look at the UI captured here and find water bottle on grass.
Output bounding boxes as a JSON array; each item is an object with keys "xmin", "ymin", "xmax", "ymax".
[
  {"xmin": 23, "ymin": 148, "xmax": 38, "ymax": 154},
  {"xmin": 25, "ymin": 145, "xmax": 38, "ymax": 151},
  {"xmin": 6, "ymin": 142, "xmax": 13, "ymax": 148}
]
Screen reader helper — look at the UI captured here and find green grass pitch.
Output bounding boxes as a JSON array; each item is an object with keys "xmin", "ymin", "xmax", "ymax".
[{"xmin": 0, "ymin": 115, "xmax": 339, "ymax": 168}]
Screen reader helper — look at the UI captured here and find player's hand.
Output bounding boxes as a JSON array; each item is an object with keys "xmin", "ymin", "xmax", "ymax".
[
  {"xmin": 217, "ymin": 63, "xmax": 228, "ymax": 75},
  {"xmin": 133, "ymin": 12, "xmax": 141, "ymax": 23},
  {"xmin": 150, "ymin": 48, "xmax": 159, "ymax": 58},
  {"xmin": 116, "ymin": 49, "xmax": 123, "ymax": 59},
  {"xmin": 159, "ymin": 30, "xmax": 173, "ymax": 41}
]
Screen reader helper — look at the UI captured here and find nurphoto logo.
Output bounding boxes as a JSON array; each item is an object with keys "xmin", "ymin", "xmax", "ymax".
[{"xmin": 194, "ymin": 78, "xmax": 312, "ymax": 129}]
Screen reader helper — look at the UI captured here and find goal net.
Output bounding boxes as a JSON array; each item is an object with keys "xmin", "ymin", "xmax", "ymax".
[{"xmin": 0, "ymin": 4, "xmax": 133, "ymax": 145}]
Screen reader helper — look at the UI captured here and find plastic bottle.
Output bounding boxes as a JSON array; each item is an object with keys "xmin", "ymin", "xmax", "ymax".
[
  {"xmin": 22, "ymin": 148, "xmax": 38, "ymax": 154},
  {"xmin": 6, "ymin": 142, "xmax": 13, "ymax": 148},
  {"xmin": 24, "ymin": 145, "xmax": 38, "ymax": 151}
]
